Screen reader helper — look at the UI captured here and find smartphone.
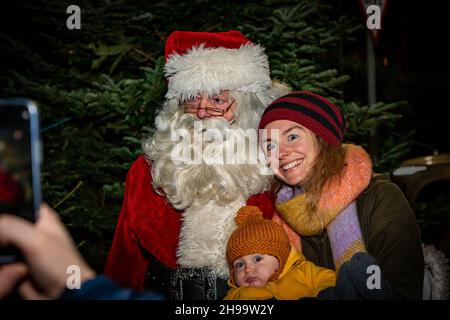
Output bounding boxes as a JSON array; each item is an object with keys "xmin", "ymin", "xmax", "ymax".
[{"xmin": 0, "ymin": 98, "xmax": 42, "ymax": 263}]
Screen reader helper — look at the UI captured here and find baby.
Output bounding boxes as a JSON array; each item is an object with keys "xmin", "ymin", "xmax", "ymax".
[
  {"xmin": 225, "ymin": 205, "xmax": 336, "ymax": 300},
  {"xmin": 225, "ymin": 205, "xmax": 392, "ymax": 300}
]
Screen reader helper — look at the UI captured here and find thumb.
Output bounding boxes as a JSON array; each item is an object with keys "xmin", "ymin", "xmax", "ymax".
[{"xmin": 0, "ymin": 263, "xmax": 28, "ymax": 298}]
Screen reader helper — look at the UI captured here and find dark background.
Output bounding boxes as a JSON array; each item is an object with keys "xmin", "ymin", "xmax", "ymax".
[{"xmin": 335, "ymin": 0, "xmax": 450, "ymax": 156}]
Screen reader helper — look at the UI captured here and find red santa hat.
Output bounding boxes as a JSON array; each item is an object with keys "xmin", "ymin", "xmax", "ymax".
[{"xmin": 164, "ymin": 30, "xmax": 272, "ymax": 100}]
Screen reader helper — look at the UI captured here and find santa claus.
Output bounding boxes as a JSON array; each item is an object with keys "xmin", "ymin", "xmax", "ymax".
[{"xmin": 104, "ymin": 30, "xmax": 290, "ymax": 299}]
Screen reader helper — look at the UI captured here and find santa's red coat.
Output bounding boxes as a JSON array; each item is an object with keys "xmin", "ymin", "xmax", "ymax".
[{"xmin": 104, "ymin": 155, "xmax": 276, "ymax": 290}]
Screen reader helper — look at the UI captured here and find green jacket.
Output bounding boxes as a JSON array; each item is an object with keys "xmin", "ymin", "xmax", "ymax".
[{"xmin": 300, "ymin": 175, "xmax": 425, "ymax": 299}]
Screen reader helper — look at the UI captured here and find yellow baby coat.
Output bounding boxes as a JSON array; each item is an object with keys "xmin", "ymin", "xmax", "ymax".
[{"xmin": 224, "ymin": 246, "xmax": 336, "ymax": 300}]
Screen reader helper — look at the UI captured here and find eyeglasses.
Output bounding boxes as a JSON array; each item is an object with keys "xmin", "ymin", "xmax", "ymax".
[{"xmin": 179, "ymin": 96, "xmax": 236, "ymax": 116}]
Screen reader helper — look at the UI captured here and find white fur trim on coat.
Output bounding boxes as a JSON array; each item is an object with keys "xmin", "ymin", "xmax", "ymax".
[
  {"xmin": 423, "ymin": 244, "xmax": 449, "ymax": 300},
  {"xmin": 176, "ymin": 197, "xmax": 246, "ymax": 279},
  {"xmin": 164, "ymin": 43, "xmax": 271, "ymax": 100}
]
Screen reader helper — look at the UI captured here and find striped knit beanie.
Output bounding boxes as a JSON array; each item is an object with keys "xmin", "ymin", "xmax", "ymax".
[
  {"xmin": 258, "ymin": 91, "xmax": 345, "ymax": 147},
  {"xmin": 227, "ymin": 206, "xmax": 291, "ymax": 284}
]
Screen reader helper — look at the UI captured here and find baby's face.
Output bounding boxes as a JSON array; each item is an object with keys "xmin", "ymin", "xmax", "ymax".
[{"xmin": 233, "ymin": 253, "xmax": 280, "ymax": 287}]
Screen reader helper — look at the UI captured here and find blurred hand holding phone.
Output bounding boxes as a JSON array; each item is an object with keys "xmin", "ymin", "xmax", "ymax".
[{"xmin": 0, "ymin": 98, "xmax": 41, "ymax": 263}]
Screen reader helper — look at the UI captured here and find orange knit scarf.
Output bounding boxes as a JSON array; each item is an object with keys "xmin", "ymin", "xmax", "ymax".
[{"xmin": 275, "ymin": 144, "xmax": 372, "ymax": 236}]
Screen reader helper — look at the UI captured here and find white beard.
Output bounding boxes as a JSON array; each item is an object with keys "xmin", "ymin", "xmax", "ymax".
[{"xmin": 143, "ymin": 97, "xmax": 273, "ymax": 275}]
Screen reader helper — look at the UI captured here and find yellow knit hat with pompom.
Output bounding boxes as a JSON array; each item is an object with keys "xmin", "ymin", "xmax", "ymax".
[{"xmin": 226, "ymin": 205, "xmax": 291, "ymax": 284}]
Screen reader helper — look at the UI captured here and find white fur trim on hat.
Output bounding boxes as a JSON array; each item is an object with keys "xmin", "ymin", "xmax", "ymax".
[{"xmin": 164, "ymin": 43, "xmax": 271, "ymax": 100}]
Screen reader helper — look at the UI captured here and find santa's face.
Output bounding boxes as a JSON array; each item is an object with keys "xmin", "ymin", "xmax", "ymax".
[
  {"xmin": 144, "ymin": 91, "xmax": 270, "ymax": 210},
  {"xmin": 180, "ymin": 90, "xmax": 237, "ymax": 122}
]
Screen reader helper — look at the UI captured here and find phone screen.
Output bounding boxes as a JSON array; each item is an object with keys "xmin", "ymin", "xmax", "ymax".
[{"xmin": 0, "ymin": 103, "xmax": 36, "ymax": 221}]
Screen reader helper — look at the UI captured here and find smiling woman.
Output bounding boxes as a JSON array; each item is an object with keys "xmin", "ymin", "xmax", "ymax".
[
  {"xmin": 261, "ymin": 121, "xmax": 319, "ymax": 186},
  {"xmin": 257, "ymin": 91, "xmax": 425, "ymax": 299}
]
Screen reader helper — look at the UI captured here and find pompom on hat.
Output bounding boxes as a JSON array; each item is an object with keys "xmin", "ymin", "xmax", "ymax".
[
  {"xmin": 164, "ymin": 30, "xmax": 273, "ymax": 101},
  {"xmin": 226, "ymin": 205, "xmax": 291, "ymax": 284},
  {"xmin": 258, "ymin": 91, "xmax": 346, "ymax": 147}
]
